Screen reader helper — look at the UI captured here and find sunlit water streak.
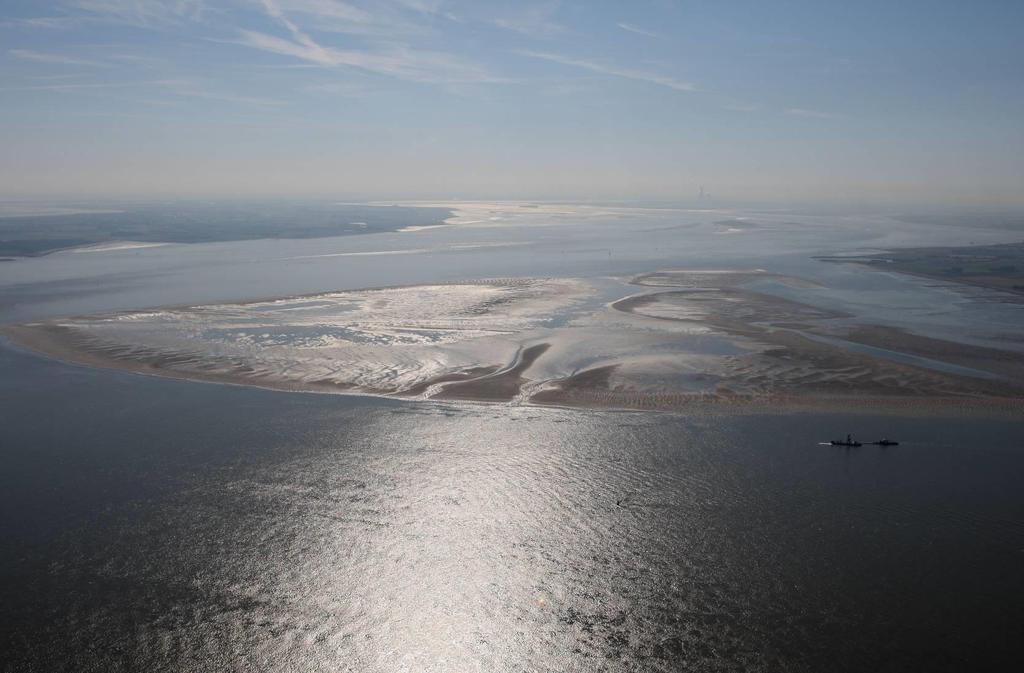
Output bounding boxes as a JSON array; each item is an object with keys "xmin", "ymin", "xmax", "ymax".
[{"xmin": 2, "ymin": 345, "xmax": 1022, "ymax": 672}]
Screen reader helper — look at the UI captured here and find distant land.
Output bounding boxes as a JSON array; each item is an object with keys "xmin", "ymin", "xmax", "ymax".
[
  {"xmin": 819, "ymin": 240, "xmax": 1024, "ymax": 297},
  {"xmin": 0, "ymin": 202, "xmax": 454, "ymax": 257}
]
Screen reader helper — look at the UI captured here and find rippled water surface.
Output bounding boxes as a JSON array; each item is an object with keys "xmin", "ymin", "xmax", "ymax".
[
  {"xmin": 3, "ymin": 203, "xmax": 1024, "ymax": 671},
  {"xmin": 2, "ymin": 344, "xmax": 1022, "ymax": 672}
]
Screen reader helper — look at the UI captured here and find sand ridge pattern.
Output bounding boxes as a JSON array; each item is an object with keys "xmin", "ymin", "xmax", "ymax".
[{"xmin": 5, "ymin": 272, "xmax": 1023, "ymax": 416}]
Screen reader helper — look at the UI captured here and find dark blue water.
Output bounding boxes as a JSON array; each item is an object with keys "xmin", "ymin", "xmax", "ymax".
[{"xmin": 2, "ymin": 342, "xmax": 1022, "ymax": 672}]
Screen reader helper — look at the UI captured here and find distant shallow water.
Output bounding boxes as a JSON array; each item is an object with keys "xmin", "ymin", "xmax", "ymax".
[{"xmin": 0, "ymin": 201, "xmax": 455, "ymax": 257}]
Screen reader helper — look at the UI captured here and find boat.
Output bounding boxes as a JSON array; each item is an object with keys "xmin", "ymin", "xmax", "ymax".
[
  {"xmin": 830, "ymin": 434, "xmax": 862, "ymax": 447},
  {"xmin": 870, "ymin": 439, "xmax": 899, "ymax": 446}
]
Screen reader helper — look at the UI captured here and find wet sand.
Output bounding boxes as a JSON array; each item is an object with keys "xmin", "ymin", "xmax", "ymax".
[
  {"xmin": 5, "ymin": 271, "xmax": 1024, "ymax": 417},
  {"xmin": 842, "ymin": 325, "xmax": 1024, "ymax": 378},
  {"xmin": 432, "ymin": 343, "xmax": 551, "ymax": 402},
  {"xmin": 1, "ymin": 324, "xmax": 368, "ymax": 396}
]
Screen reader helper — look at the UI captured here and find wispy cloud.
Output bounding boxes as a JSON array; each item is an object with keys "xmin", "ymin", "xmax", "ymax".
[
  {"xmin": 235, "ymin": 0, "xmax": 500, "ymax": 84},
  {"xmin": 617, "ymin": 22, "xmax": 659, "ymax": 38},
  {"xmin": 255, "ymin": 0, "xmax": 426, "ymax": 37},
  {"xmin": 262, "ymin": 0, "xmax": 371, "ymax": 25},
  {"xmin": 69, "ymin": 0, "xmax": 206, "ymax": 26},
  {"xmin": 0, "ymin": 80, "xmax": 166, "ymax": 92},
  {"xmin": 520, "ymin": 51, "xmax": 694, "ymax": 92},
  {"xmin": 9, "ymin": 48, "xmax": 106, "ymax": 67},
  {"xmin": 106, "ymin": 52, "xmax": 168, "ymax": 66},
  {"xmin": 158, "ymin": 78, "xmax": 288, "ymax": 106},
  {"xmin": 724, "ymin": 103, "xmax": 761, "ymax": 113},
  {"xmin": 304, "ymin": 80, "xmax": 379, "ymax": 97},
  {"xmin": 0, "ymin": 16, "xmax": 86, "ymax": 29},
  {"xmin": 237, "ymin": 30, "xmax": 500, "ymax": 83},
  {"xmin": 392, "ymin": 0, "xmax": 444, "ymax": 14},
  {"xmin": 786, "ymin": 107, "xmax": 836, "ymax": 119},
  {"xmin": 492, "ymin": 2, "xmax": 563, "ymax": 36},
  {"xmin": 1, "ymin": 76, "xmax": 285, "ymax": 106}
]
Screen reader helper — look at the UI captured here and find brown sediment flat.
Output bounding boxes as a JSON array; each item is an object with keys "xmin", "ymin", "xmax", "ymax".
[
  {"xmin": 4, "ymin": 319, "xmax": 533, "ymax": 402},
  {"xmin": 612, "ymin": 274, "xmax": 1024, "ymax": 400},
  {"xmin": 432, "ymin": 343, "xmax": 550, "ymax": 402},
  {"xmin": 842, "ymin": 325, "xmax": 1024, "ymax": 378},
  {"xmin": 614, "ymin": 287, "xmax": 848, "ymax": 334},
  {"xmin": 613, "ymin": 270, "xmax": 850, "ymax": 349},
  {"xmin": 396, "ymin": 366, "xmax": 501, "ymax": 397},
  {"xmin": 393, "ymin": 364, "xmax": 501, "ymax": 395},
  {"xmin": 740, "ymin": 328, "xmax": 1021, "ymax": 398},
  {"xmin": 555, "ymin": 364, "xmax": 620, "ymax": 391},
  {"xmin": 528, "ymin": 335, "xmax": 1024, "ymax": 418},
  {"xmin": 6, "ymin": 320, "xmax": 1023, "ymax": 417},
  {"xmin": 5, "ymin": 270, "xmax": 1024, "ymax": 418},
  {"xmin": 816, "ymin": 241, "xmax": 1024, "ymax": 301},
  {"xmin": 610, "ymin": 293, "xmax": 660, "ymax": 314},
  {"xmin": 846, "ymin": 265, "xmax": 1024, "ymax": 302}
]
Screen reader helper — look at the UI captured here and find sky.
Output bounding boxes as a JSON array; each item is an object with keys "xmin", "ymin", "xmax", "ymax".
[{"xmin": 1, "ymin": 0, "xmax": 1022, "ymax": 206}]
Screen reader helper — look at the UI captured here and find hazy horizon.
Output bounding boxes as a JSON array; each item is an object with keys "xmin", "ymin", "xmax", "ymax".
[
  {"xmin": 2, "ymin": 0, "xmax": 1023, "ymax": 206},
  {"xmin": 4, "ymin": 195, "xmax": 1024, "ymax": 219}
]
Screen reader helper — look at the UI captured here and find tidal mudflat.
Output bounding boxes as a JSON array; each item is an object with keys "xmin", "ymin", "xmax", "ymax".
[{"xmin": 7, "ymin": 269, "xmax": 1023, "ymax": 416}]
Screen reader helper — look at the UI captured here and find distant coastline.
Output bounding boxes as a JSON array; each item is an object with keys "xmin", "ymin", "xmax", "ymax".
[
  {"xmin": 0, "ymin": 202, "xmax": 454, "ymax": 257},
  {"xmin": 818, "ymin": 240, "xmax": 1024, "ymax": 300}
]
